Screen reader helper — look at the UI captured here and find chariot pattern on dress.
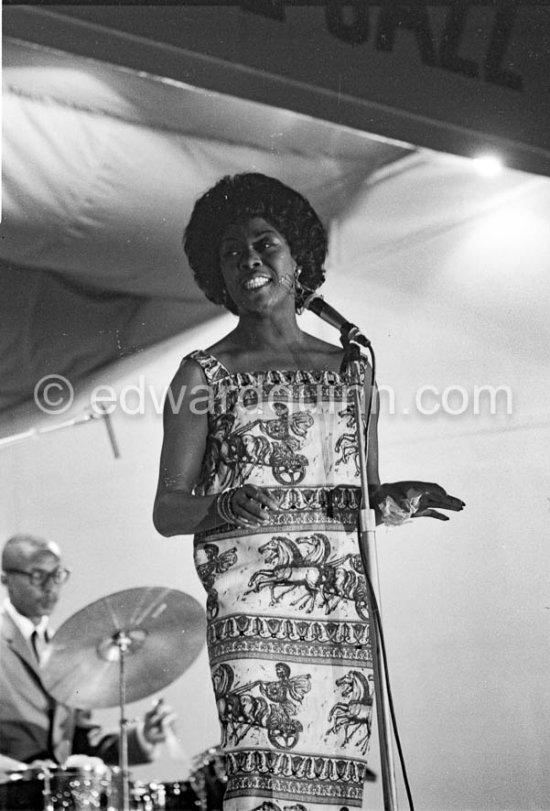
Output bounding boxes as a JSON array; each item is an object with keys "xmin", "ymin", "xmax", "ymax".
[{"xmin": 190, "ymin": 350, "xmax": 374, "ymax": 811}]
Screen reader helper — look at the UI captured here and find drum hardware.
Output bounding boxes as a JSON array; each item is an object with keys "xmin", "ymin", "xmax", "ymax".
[
  {"xmin": 179, "ymin": 746, "xmax": 226, "ymax": 811},
  {"xmin": 41, "ymin": 587, "xmax": 206, "ymax": 811},
  {"xmin": 0, "ymin": 764, "xmax": 112, "ymax": 811},
  {"xmin": 45, "ymin": 765, "xmax": 112, "ymax": 811},
  {"xmin": 0, "ymin": 768, "xmax": 47, "ymax": 811},
  {"xmin": 0, "ymin": 747, "xmax": 226, "ymax": 811},
  {"xmin": 124, "ymin": 746, "xmax": 226, "ymax": 811}
]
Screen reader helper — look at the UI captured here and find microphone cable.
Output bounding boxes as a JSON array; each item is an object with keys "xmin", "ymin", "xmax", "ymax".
[
  {"xmin": 362, "ymin": 341, "xmax": 416, "ymax": 811},
  {"xmin": 366, "ymin": 565, "xmax": 416, "ymax": 811},
  {"xmin": 302, "ymin": 284, "xmax": 415, "ymax": 809}
]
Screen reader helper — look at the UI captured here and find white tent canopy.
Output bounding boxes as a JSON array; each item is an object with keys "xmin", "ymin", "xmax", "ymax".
[
  {"xmin": 1, "ymin": 7, "xmax": 549, "ymax": 810},
  {"xmin": 1, "ymin": 33, "xmax": 412, "ymax": 416}
]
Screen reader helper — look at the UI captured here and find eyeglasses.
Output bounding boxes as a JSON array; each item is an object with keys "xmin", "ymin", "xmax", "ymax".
[{"xmin": 3, "ymin": 567, "xmax": 71, "ymax": 588}]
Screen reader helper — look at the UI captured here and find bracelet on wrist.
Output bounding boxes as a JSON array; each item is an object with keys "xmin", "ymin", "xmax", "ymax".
[{"xmin": 216, "ymin": 489, "xmax": 238, "ymax": 525}]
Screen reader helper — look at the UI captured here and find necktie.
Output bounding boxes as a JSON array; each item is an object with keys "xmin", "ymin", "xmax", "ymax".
[{"xmin": 31, "ymin": 629, "xmax": 48, "ymax": 663}]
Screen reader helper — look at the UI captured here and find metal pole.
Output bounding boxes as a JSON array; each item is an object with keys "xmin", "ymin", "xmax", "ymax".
[
  {"xmin": 116, "ymin": 632, "xmax": 131, "ymax": 811},
  {"xmin": 347, "ymin": 351, "xmax": 398, "ymax": 811}
]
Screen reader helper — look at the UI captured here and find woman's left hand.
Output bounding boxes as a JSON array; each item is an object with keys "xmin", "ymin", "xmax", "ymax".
[
  {"xmin": 231, "ymin": 484, "xmax": 279, "ymax": 527},
  {"xmin": 373, "ymin": 481, "xmax": 465, "ymax": 523}
]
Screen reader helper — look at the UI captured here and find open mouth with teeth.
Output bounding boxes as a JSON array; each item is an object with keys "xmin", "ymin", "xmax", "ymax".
[{"xmin": 242, "ymin": 275, "xmax": 271, "ymax": 291}]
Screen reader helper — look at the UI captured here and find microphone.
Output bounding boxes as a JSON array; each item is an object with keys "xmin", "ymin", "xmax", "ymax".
[{"xmin": 303, "ymin": 291, "xmax": 371, "ymax": 348}]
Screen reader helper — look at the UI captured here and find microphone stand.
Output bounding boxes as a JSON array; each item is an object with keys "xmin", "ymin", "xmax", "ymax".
[{"xmin": 341, "ymin": 332, "xmax": 398, "ymax": 811}]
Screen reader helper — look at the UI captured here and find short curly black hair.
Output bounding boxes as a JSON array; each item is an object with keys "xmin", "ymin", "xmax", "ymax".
[{"xmin": 183, "ymin": 172, "xmax": 327, "ymax": 314}]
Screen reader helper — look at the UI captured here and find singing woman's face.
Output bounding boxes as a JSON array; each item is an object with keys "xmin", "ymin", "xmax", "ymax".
[{"xmin": 219, "ymin": 217, "xmax": 296, "ymax": 315}]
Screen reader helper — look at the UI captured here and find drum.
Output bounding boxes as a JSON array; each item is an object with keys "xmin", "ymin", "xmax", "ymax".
[
  {"xmin": 0, "ymin": 766, "xmax": 111, "ymax": 811},
  {"xmin": 46, "ymin": 766, "xmax": 112, "ymax": 810},
  {"xmin": 0, "ymin": 771, "xmax": 47, "ymax": 810},
  {"xmin": 108, "ymin": 775, "xmax": 158, "ymax": 811},
  {"xmin": 144, "ymin": 781, "xmax": 200, "ymax": 810},
  {"xmin": 127, "ymin": 780, "xmax": 154, "ymax": 811},
  {"xmin": 136, "ymin": 746, "xmax": 227, "ymax": 811},
  {"xmin": 187, "ymin": 747, "xmax": 226, "ymax": 811}
]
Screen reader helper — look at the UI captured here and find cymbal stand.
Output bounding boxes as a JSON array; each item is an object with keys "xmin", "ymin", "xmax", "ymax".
[
  {"xmin": 42, "ymin": 765, "xmax": 53, "ymax": 811},
  {"xmin": 342, "ymin": 336, "xmax": 398, "ymax": 811},
  {"xmin": 114, "ymin": 630, "xmax": 132, "ymax": 811}
]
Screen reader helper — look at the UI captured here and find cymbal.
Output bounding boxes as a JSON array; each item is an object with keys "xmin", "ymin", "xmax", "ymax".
[{"xmin": 41, "ymin": 587, "xmax": 205, "ymax": 709}]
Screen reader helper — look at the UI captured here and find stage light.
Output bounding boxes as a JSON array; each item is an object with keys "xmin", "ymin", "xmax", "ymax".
[{"xmin": 471, "ymin": 153, "xmax": 504, "ymax": 177}]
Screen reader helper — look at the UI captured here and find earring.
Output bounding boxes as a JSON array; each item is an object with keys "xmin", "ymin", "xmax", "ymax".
[{"xmin": 294, "ymin": 266, "xmax": 306, "ymax": 314}]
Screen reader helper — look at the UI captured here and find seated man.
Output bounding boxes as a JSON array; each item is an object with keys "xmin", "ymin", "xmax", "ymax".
[{"xmin": 0, "ymin": 533, "xmax": 174, "ymax": 768}]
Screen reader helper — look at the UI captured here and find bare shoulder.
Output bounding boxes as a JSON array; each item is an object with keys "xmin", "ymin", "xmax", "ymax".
[
  {"xmin": 161, "ymin": 357, "xmax": 211, "ymax": 428},
  {"xmin": 300, "ymin": 332, "xmax": 344, "ymax": 371},
  {"xmin": 205, "ymin": 336, "xmax": 229, "ymax": 355},
  {"xmin": 165, "ymin": 355, "xmax": 209, "ymax": 408},
  {"xmin": 303, "ymin": 333, "xmax": 342, "ymax": 355},
  {"xmin": 171, "ymin": 355, "xmax": 207, "ymax": 387}
]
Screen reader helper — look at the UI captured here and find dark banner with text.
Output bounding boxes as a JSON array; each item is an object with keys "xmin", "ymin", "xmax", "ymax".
[{"xmin": 4, "ymin": 2, "xmax": 550, "ymax": 175}]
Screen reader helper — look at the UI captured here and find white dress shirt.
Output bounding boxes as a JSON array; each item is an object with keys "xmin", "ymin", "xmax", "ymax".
[
  {"xmin": 2, "ymin": 599, "xmax": 155, "ymax": 756},
  {"xmin": 3, "ymin": 599, "xmax": 51, "ymax": 658}
]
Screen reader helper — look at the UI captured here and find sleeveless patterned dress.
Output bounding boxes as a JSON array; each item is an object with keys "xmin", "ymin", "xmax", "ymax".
[{"xmin": 190, "ymin": 350, "xmax": 374, "ymax": 811}]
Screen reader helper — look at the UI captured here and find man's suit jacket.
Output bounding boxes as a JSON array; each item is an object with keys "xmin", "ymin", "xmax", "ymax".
[{"xmin": 0, "ymin": 608, "xmax": 151, "ymax": 765}]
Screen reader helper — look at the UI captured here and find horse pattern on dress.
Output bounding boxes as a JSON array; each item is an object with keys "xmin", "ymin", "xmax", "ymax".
[
  {"xmin": 246, "ymin": 533, "xmax": 369, "ymax": 620},
  {"xmin": 327, "ymin": 670, "xmax": 373, "ymax": 755},
  {"xmin": 201, "ymin": 401, "xmax": 315, "ymax": 491},
  {"xmin": 189, "ymin": 351, "xmax": 373, "ymax": 810},
  {"xmin": 213, "ymin": 661, "xmax": 312, "ymax": 751}
]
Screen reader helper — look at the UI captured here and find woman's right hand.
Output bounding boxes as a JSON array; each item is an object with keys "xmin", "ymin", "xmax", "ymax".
[
  {"xmin": 373, "ymin": 480, "xmax": 465, "ymax": 522},
  {"xmin": 229, "ymin": 484, "xmax": 279, "ymax": 527}
]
